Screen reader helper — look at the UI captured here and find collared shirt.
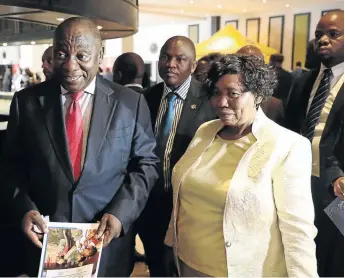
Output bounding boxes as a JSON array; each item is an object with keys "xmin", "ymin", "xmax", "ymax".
[
  {"xmin": 155, "ymin": 75, "xmax": 192, "ymax": 189},
  {"xmin": 124, "ymin": 83, "xmax": 143, "ymax": 89},
  {"xmin": 61, "ymin": 76, "xmax": 96, "ymax": 168},
  {"xmin": 307, "ymin": 63, "xmax": 344, "ymax": 177}
]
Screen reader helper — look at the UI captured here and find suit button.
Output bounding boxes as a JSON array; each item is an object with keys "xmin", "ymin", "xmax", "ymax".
[{"xmin": 225, "ymin": 241, "xmax": 231, "ymax": 247}]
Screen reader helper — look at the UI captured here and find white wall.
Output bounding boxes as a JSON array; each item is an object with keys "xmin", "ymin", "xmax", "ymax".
[
  {"xmin": 221, "ymin": 3, "xmax": 343, "ymax": 69},
  {"xmin": 19, "ymin": 44, "xmax": 50, "ymax": 78},
  {"xmin": 0, "ymin": 46, "xmax": 20, "ymax": 65}
]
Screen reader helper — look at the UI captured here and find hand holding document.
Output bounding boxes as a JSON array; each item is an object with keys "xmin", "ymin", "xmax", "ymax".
[
  {"xmin": 38, "ymin": 222, "xmax": 104, "ymax": 278},
  {"xmin": 324, "ymin": 197, "xmax": 344, "ymax": 235}
]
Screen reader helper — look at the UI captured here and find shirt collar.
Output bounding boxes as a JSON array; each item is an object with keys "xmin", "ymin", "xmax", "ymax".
[
  {"xmin": 60, "ymin": 76, "xmax": 97, "ymax": 95},
  {"xmin": 319, "ymin": 62, "xmax": 344, "ymax": 79},
  {"xmin": 163, "ymin": 75, "xmax": 192, "ymax": 100},
  {"xmin": 124, "ymin": 83, "xmax": 143, "ymax": 89}
]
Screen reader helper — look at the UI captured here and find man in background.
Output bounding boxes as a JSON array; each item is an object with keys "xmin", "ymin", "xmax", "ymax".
[
  {"xmin": 291, "ymin": 61, "xmax": 306, "ymax": 80},
  {"xmin": 284, "ymin": 10, "xmax": 344, "ymax": 277},
  {"xmin": 113, "ymin": 52, "xmax": 145, "ymax": 93},
  {"xmin": 137, "ymin": 36, "xmax": 216, "ymax": 276},
  {"xmin": 41, "ymin": 46, "xmax": 54, "ymax": 80}
]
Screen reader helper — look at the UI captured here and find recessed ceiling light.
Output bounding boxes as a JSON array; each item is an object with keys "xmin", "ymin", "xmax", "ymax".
[
  {"xmin": 285, "ymin": 3, "xmax": 290, "ymax": 7},
  {"xmin": 263, "ymin": 0, "xmax": 267, "ymax": 3},
  {"xmin": 180, "ymin": 9, "xmax": 184, "ymax": 13},
  {"xmin": 190, "ymin": 0, "xmax": 194, "ymax": 3},
  {"xmin": 31, "ymin": 41, "xmax": 36, "ymax": 45},
  {"xmin": 242, "ymin": 9, "xmax": 247, "ymax": 12},
  {"xmin": 56, "ymin": 17, "xmax": 64, "ymax": 21},
  {"xmin": 2, "ymin": 43, "xmax": 7, "ymax": 46},
  {"xmin": 217, "ymin": 4, "xmax": 222, "ymax": 8},
  {"xmin": 97, "ymin": 25, "xmax": 103, "ymax": 30}
]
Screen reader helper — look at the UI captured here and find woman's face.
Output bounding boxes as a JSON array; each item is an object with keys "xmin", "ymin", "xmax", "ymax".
[{"xmin": 210, "ymin": 74, "xmax": 259, "ymax": 128}]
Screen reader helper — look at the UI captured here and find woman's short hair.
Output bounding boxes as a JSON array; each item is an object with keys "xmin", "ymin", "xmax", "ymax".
[{"xmin": 206, "ymin": 54, "xmax": 278, "ymax": 102}]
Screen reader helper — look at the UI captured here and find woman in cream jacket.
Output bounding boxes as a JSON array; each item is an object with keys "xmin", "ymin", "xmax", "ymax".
[{"xmin": 164, "ymin": 54, "xmax": 318, "ymax": 277}]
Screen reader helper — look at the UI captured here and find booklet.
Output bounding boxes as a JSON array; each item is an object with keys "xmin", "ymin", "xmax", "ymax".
[
  {"xmin": 38, "ymin": 222, "xmax": 104, "ymax": 278},
  {"xmin": 324, "ymin": 197, "xmax": 344, "ymax": 235}
]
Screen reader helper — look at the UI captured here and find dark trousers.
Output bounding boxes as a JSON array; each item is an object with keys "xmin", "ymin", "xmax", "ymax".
[
  {"xmin": 312, "ymin": 176, "xmax": 344, "ymax": 277},
  {"xmin": 137, "ymin": 184, "xmax": 173, "ymax": 277}
]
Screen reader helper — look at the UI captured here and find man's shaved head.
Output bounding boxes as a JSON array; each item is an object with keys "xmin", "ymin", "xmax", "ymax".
[
  {"xmin": 53, "ymin": 16, "xmax": 103, "ymax": 92},
  {"xmin": 113, "ymin": 52, "xmax": 145, "ymax": 85},
  {"xmin": 54, "ymin": 17, "xmax": 102, "ymax": 50},
  {"xmin": 237, "ymin": 45, "xmax": 264, "ymax": 59},
  {"xmin": 315, "ymin": 10, "xmax": 344, "ymax": 67},
  {"xmin": 158, "ymin": 36, "xmax": 197, "ymax": 88},
  {"xmin": 162, "ymin": 36, "xmax": 196, "ymax": 60}
]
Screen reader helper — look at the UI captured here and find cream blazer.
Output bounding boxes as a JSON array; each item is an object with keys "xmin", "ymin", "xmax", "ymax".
[{"xmin": 165, "ymin": 108, "xmax": 318, "ymax": 277}]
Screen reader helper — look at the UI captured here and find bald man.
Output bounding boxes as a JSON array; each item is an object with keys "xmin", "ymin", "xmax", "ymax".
[
  {"xmin": 285, "ymin": 10, "xmax": 344, "ymax": 277},
  {"xmin": 193, "ymin": 52, "xmax": 223, "ymax": 82},
  {"xmin": 237, "ymin": 45, "xmax": 264, "ymax": 59},
  {"xmin": 137, "ymin": 36, "xmax": 216, "ymax": 276},
  {"xmin": 113, "ymin": 52, "xmax": 145, "ymax": 93},
  {"xmin": 41, "ymin": 46, "xmax": 53, "ymax": 80},
  {"xmin": 1, "ymin": 17, "xmax": 158, "ymax": 277}
]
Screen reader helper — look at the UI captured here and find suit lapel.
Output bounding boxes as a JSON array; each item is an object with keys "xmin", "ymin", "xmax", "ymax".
[
  {"xmin": 323, "ymin": 84, "xmax": 344, "ymax": 137},
  {"xmin": 174, "ymin": 78, "xmax": 203, "ymax": 136},
  {"xmin": 81, "ymin": 76, "xmax": 118, "ymax": 173},
  {"xmin": 40, "ymin": 80, "xmax": 74, "ymax": 183}
]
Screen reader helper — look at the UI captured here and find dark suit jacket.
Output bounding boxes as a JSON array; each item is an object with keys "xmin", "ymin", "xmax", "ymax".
[
  {"xmin": 145, "ymin": 77, "xmax": 216, "ymax": 183},
  {"xmin": 284, "ymin": 69, "xmax": 344, "ymax": 207},
  {"xmin": 1, "ymin": 76, "xmax": 159, "ymax": 276},
  {"xmin": 273, "ymin": 67, "xmax": 293, "ymax": 101},
  {"xmin": 125, "ymin": 85, "xmax": 144, "ymax": 94}
]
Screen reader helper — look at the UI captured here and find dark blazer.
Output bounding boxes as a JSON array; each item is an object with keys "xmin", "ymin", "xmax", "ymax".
[
  {"xmin": 1, "ymin": 76, "xmax": 159, "ymax": 276},
  {"xmin": 137, "ymin": 77, "xmax": 217, "ymax": 276},
  {"xmin": 145, "ymin": 77, "xmax": 216, "ymax": 178},
  {"xmin": 284, "ymin": 70, "xmax": 344, "ymax": 193}
]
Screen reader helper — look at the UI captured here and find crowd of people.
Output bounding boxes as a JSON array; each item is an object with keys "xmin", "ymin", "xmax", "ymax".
[{"xmin": 0, "ymin": 9, "xmax": 343, "ymax": 277}]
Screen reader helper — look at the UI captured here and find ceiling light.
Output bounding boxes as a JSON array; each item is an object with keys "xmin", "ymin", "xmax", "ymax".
[
  {"xmin": 242, "ymin": 9, "xmax": 247, "ymax": 12},
  {"xmin": 2, "ymin": 43, "xmax": 7, "ymax": 46},
  {"xmin": 263, "ymin": 0, "xmax": 267, "ymax": 3},
  {"xmin": 190, "ymin": 0, "xmax": 194, "ymax": 3},
  {"xmin": 97, "ymin": 25, "xmax": 103, "ymax": 30},
  {"xmin": 56, "ymin": 17, "xmax": 64, "ymax": 21},
  {"xmin": 217, "ymin": 4, "xmax": 222, "ymax": 8},
  {"xmin": 285, "ymin": 3, "xmax": 290, "ymax": 7},
  {"xmin": 31, "ymin": 41, "xmax": 36, "ymax": 45},
  {"xmin": 180, "ymin": 9, "xmax": 184, "ymax": 13}
]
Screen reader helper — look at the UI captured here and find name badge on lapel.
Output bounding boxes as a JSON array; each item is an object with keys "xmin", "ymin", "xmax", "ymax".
[{"xmin": 190, "ymin": 104, "xmax": 197, "ymax": 110}]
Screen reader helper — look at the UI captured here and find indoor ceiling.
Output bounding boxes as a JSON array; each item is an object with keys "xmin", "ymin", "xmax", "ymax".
[{"xmin": 139, "ymin": 0, "xmax": 342, "ymax": 21}]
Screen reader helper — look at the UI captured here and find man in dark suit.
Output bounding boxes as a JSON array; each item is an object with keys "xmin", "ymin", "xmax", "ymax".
[
  {"xmin": 113, "ymin": 52, "xmax": 145, "ymax": 93},
  {"xmin": 136, "ymin": 36, "xmax": 216, "ymax": 276},
  {"xmin": 284, "ymin": 10, "xmax": 344, "ymax": 277},
  {"xmin": 0, "ymin": 17, "xmax": 158, "ymax": 277}
]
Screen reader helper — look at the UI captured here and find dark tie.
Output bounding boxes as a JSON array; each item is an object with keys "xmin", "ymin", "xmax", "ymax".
[
  {"xmin": 65, "ymin": 91, "xmax": 84, "ymax": 181},
  {"xmin": 302, "ymin": 69, "xmax": 332, "ymax": 141},
  {"xmin": 156, "ymin": 92, "xmax": 177, "ymax": 162}
]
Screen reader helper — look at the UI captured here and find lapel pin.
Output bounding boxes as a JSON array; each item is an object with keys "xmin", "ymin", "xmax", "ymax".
[{"xmin": 190, "ymin": 104, "xmax": 197, "ymax": 110}]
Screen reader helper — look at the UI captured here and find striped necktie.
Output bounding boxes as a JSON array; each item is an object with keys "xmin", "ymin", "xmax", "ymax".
[{"xmin": 302, "ymin": 68, "xmax": 332, "ymax": 141}]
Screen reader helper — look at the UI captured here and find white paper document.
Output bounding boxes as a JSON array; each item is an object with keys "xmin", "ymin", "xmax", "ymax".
[
  {"xmin": 324, "ymin": 197, "xmax": 344, "ymax": 235},
  {"xmin": 38, "ymin": 222, "xmax": 103, "ymax": 278}
]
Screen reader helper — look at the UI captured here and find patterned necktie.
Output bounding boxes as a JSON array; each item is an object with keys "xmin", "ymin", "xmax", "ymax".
[
  {"xmin": 66, "ymin": 91, "xmax": 84, "ymax": 181},
  {"xmin": 302, "ymin": 69, "xmax": 332, "ymax": 141},
  {"xmin": 156, "ymin": 92, "xmax": 177, "ymax": 162}
]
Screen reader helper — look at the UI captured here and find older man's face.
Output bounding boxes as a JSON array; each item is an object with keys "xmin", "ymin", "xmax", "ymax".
[{"xmin": 53, "ymin": 23, "xmax": 101, "ymax": 92}]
